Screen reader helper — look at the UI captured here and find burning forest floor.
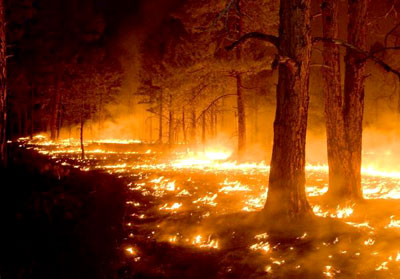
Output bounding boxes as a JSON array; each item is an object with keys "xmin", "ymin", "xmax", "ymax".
[{"xmin": 8, "ymin": 136, "xmax": 400, "ymax": 278}]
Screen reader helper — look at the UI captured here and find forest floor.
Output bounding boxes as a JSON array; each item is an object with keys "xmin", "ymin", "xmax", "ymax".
[{"xmin": 3, "ymin": 139, "xmax": 400, "ymax": 278}]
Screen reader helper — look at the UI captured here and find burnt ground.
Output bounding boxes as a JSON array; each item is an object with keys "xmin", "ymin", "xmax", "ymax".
[
  {"xmin": 0, "ymin": 146, "xmax": 126, "ymax": 279},
  {"xmin": 3, "ymin": 145, "xmax": 400, "ymax": 278}
]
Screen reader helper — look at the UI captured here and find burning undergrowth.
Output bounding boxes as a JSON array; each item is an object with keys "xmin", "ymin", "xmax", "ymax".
[{"xmin": 14, "ymin": 136, "xmax": 400, "ymax": 278}]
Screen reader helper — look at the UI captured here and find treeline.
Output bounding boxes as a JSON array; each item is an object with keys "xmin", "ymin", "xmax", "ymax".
[{"xmin": 5, "ymin": 0, "xmax": 123, "ymax": 142}]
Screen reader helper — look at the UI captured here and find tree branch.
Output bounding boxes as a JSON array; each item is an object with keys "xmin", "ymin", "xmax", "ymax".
[
  {"xmin": 225, "ymin": 32, "xmax": 279, "ymax": 51},
  {"xmin": 313, "ymin": 37, "xmax": 400, "ymax": 80},
  {"xmin": 385, "ymin": 21, "xmax": 400, "ymax": 47},
  {"xmin": 196, "ymin": 94, "xmax": 236, "ymax": 122}
]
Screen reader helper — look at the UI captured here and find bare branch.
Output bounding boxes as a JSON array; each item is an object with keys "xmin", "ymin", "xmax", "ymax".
[
  {"xmin": 225, "ymin": 32, "xmax": 279, "ymax": 51},
  {"xmin": 385, "ymin": 21, "xmax": 400, "ymax": 47},
  {"xmin": 196, "ymin": 94, "xmax": 236, "ymax": 122},
  {"xmin": 369, "ymin": 46, "xmax": 400, "ymax": 56},
  {"xmin": 313, "ymin": 37, "xmax": 400, "ymax": 80}
]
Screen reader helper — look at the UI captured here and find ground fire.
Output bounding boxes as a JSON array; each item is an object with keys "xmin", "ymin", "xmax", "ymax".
[{"xmin": 2, "ymin": 0, "xmax": 400, "ymax": 278}]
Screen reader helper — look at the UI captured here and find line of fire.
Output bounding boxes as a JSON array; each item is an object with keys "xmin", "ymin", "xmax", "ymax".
[{"xmin": 1, "ymin": 0, "xmax": 400, "ymax": 278}]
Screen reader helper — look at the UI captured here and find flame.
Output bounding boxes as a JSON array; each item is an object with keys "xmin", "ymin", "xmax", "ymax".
[
  {"xmin": 191, "ymin": 235, "xmax": 219, "ymax": 249},
  {"xmin": 219, "ymin": 179, "xmax": 251, "ymax": 193},
  {"xmin": 159, "ymin": 202, "xmax": 182, "ymax": 211}
]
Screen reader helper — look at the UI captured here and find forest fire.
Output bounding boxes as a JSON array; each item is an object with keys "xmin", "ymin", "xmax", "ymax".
[
  {"xmin": 16, "ymin": 135, "xmax": 400, "ymax": 276},
  {"xmin": 3, "ymin": 0, "xmax": 400, "ymax": 278}
]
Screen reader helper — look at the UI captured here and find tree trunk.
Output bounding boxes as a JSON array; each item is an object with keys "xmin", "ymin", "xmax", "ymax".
[
  {"xmin": 50, "ymin": 75, "xmax": 62, "ymax": 141},
  {"xmin": 201, "ymin": 113, "xmax": 206, "ymax": 149},
  {"xmin": 80, "ymin": 114, "xmax": 85, "ymax": 160},
  {"xmin": 168, "ymin": 94, "xmax": 174, "ymax": 145},
  {"xmin": 263, "ymin": 0, "xmax": 313, "ymax": 220},
  {"xmin": 236, "ymin": 73, "xmax": 246, "ymax": 156},
  {"xmin": 321, "ymin": 0, "xmax": 348, "ymax": 199},
  {"xmin": 182, "ymin": 108, "xmax": 187, "ymax": 144},
  {"xmin": 158, "ymin": 91, "xmax": 163, "ymax": 144},
  {"xmin": 0, "ymin": 0, "xmax": 6, "ymax": 165},
  {"xmin": 339, "ymin": 0, "xmax": 368, "ymax": 199},
  {"xmin": 190, "ymin": 103, "xmax": 196, "ymax": 145}
]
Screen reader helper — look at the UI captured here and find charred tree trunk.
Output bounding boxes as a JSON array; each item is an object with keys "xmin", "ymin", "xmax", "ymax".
[
  {"xmin": 190, "ymin": 104, "xmax": 196, "ymax": 145},
  {"xmin": 80, "ymin": 117, "xmax": 85, "ymax": 160},
  {"xmin": 201, "ymin": 113, "xmax": 206, "ymax": 149},
  {"xmin": 321, "ymin": 0, "xmax": 348, "ymax": 199},
  {"xmin": 50, "ymin": 76, "xmax": 62, "ymax": 141},
  {"xmin": 182, "ymin": 108, "xmax": 187, "ymax": 144},
  {"xmin": 236, "ymin": 73, "xmax": 246, "ymax": 157},
  {"xmin": 263, "ymin": 0, "xmax": 313, "ymax": 220},
  {"xmin": 0, "ymin": 0, "xmax": 6, "ymax": 165},
  {"xmin": 214, "ymin": 105, "xmax": 218, "ymax": 137},
  {"xmin": 158, "ymin": 91, "xmax": 163, "ymax": 144},
  {"xmin": 168, "ymin": 94, "xmax": 174, "ymax": 145},
  {"xmin": 338, "ymin": 0, "xmax": 368, "ymax": 199}
]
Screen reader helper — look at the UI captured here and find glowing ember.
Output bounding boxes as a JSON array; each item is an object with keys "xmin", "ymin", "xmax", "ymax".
[
  {"xmin": 125, "ymin": 247, "xmax": 137, "ymax": 256},
  {"xmin": 250, "ymin": 241, "xmax": 270, "ymax": 253},
  {"xmin": 386, "ymin": 216, "xmax": 400, "ymax": 228},
  {"xmin": 191, "ymin": 235, "xmax": 219, "ymax": 249},
  {"xmin": 219, "ymin": 179, "xmax": 251, "ymax": 193},
  {"xmin": 159, "ymin": 202, "xmax": 182, "ymax": 211}
]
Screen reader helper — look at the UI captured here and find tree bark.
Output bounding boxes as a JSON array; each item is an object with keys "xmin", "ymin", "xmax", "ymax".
[
  {"xmin": 339, "ymin": 0, "xmax": 368, "ymax": 199},
  {"xmin": 50, "ymin": 75, "xmax": 62, "ymax": 141},
  {"xmin": 263, "ymin": 0, "xmax": 313, "ymax": 219},
  {"xmin": 201, "ymin": 113, "xmax": 206, "ymax": 149},
  {"xmin": 190, "ymin": 104, "xmax": 196, "ymax": 145},
  {"xmin": 158, "ymin": 91, "xmax": 163, "ymax": 144},
  {"xmin": 0, "ymin": 0, "xmax": 6, "ymax": 165},
  {"xmin": 182, "ymin": 108, "xmax": 187, "ymax": 144},
  {"xmin": 80, "ymin": 118, "xmax": 85, "ymax": 160},
  {"xmin": 321, "ymin": 0, "xmax": 349, "ymax": 199},
  {"xmin": 168, "ymin": 94, "xmax": 174, "ymax": 145},
  {"xmin": 236, "ymin": 73, "xmax": 246, "ymax": 156}
]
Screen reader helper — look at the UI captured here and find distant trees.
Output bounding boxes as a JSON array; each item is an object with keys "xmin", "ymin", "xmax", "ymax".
[
  {"xmin": 62, "ymin": 50, "xmax": 122, "ymax": 158},
  {"xmin": 5, "ymin": 0, "xmax": 123, "ymax": 144},
  {"xmin": 136, "ymin": 0, "xmax": 277, "ymax": 154}
]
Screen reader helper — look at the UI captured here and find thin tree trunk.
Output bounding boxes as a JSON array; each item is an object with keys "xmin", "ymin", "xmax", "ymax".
[
  {"xmin": 263, "ymin": 0, "xmax": 313, "ymax": 220},
  {"xmin": 202, "ymin": 113, "xmax": 206, "ymax": 149},
  {"xmin": 168, "ymin": 94, "xmax": 174, "ymax": 145},
  {"xmin": 182, "ymin": 108, "xmax": 187, "ymax": 144},
  {"xmin": 339, "ymin": 0, "xmax": 368, "ymax": 199},
  {"xmin": 210, "ymin": 105, "xmax": 215, "ymax": 138},
  {"xmin": 214, "ymin": 105, "xmax": 218, "ymax": 137},
  {"xmin": 190, "ymin": 103, "xmax": 196, "ymax": 145},
  {"xmin": 158, "ymin": 91, "xmax": 163, "ymax": 144},
  {"xmin": 0, "ymin": 0, "xmax": 6, "ymax": 165},
  {"xmin": 50, "ymin": 75, "xmax": 62, "ymax": 141},
  {"xmin": 80, "ymin": 117, "xmax": 85, "ymax": 160},
  {"xmin": 236, "ymin": 73, "xmax": 246, "ymax": 156}
]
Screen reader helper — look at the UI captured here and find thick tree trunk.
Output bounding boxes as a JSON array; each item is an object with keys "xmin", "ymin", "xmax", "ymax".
[
  {"xmin": 339, "ymin": 0, "xmax": 368, "ymax": 199},
  {"xmin": 0, "ymin": 0, "xmax": 6, "ymax": 165},
  {"xmin": 236, "ymin": 73, "xmax": 246, "ymax": 156},
  {"xmin": 322, "ymin": 0, "xmax": 349, "ymax": 199},
  {"xmin": 263, "ymin": 0, "xmax": 312, "ymax": 219}
]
